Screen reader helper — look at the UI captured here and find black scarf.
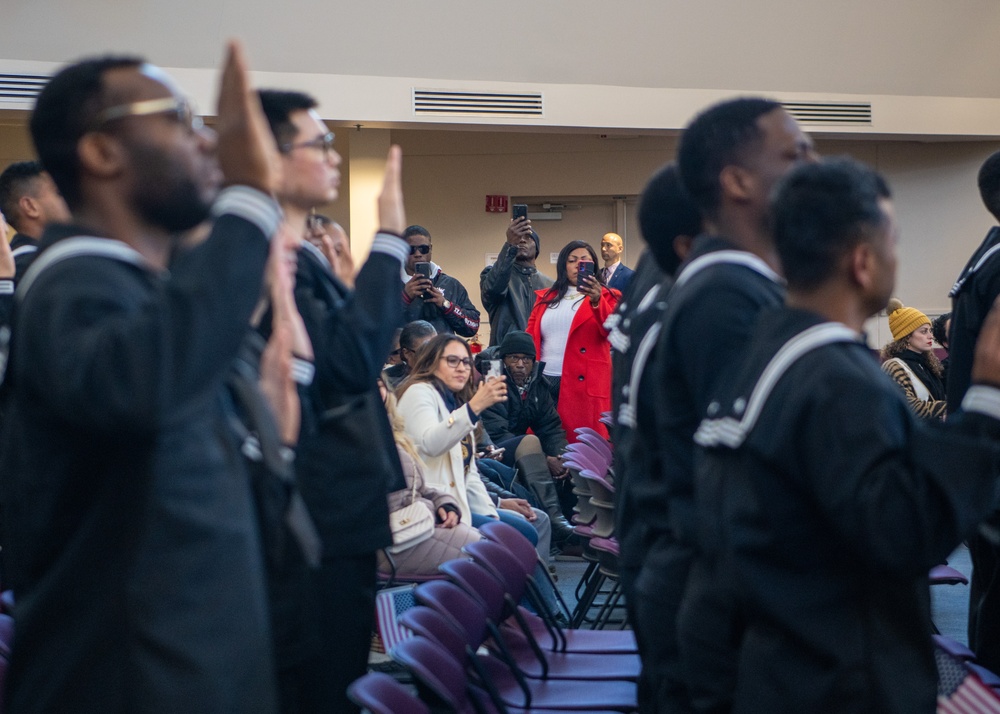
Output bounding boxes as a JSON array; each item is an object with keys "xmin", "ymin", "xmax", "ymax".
[{"xmin": 898, "ymin": 349, "xmax": 946, "ymax": 401}]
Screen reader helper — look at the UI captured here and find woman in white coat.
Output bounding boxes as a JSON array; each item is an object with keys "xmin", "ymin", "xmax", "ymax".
[
  {"xmin": 396, "ymin": 332, "xmax": 552, "ymax": 550},
  {"xmin": 396, "ymin": 334, "xmax": 509, "ymax": 521}
]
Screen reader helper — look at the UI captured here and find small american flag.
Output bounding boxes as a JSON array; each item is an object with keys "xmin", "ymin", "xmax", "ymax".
[
  {"xmin": 375, "ymin": 585, "xmax": 416, "ymax": 652},
  {"xmin": 936, "ymin": 645, "xmax": 1000, "ymax": 713}
]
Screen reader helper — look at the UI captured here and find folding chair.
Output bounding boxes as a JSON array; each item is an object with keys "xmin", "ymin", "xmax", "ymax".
[{"xmin": 346, "ymin": 672, "xmax": 430, "ymax": 714}]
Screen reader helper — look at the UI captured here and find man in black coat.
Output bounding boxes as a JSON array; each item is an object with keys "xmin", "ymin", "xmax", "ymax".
[
  {"xmin": 606, "ymin": 163, "xmax": 700, "ymax": 713},
  {"xmin": 693, "ymin": 158, "xmax": 1000, "ymax": 712},
  {"xmin": 947, "ymin": 148, "xmax": 1000, "ymax": 673},
  {"xmin": 401, "ymin": 224, "xmax": 480, "ymax": 336},
  {"xmin": 2, "ymin": 45, "xmax": 282, "ymax": 713},
  {"xmin": 258, "ymin": 89, "xmax": 408, "ymax": 713},
  {"xmin": 629, "ymin": 98, "xmax": 817, "ymax": 713},
  {"xmin": 480, "ymin": 217, "xmax": 552, "ymax": 346},
  {"xmin": 481, "ymin": 330, "xmax": 574, "ymax": 542}
]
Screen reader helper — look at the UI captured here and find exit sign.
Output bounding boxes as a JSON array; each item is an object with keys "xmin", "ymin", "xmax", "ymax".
[{"xmin": 485, "ymin": 195, "xmax": 509, "ymax": 213}]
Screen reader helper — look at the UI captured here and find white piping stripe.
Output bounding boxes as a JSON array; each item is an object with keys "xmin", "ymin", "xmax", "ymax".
[
  {"xmin": 370, "ymin": 233, "xmax": 409, "ymax": 264},
  {"xmin": 618, "ymin": 322, "xmax": 662, "ymax": 428},
  {"xmin": 0, "ymin": 281, "xmax": 13, "ymax": 295},
  {"xmin": 291, "ymin": 358, "xmax": 315, "ymax": 386},
  {"xmin": 962, "ymin": 385, "xmax": 1000, "ymax": 422},
  {"xmin": 694, "ymin": 323, "xmax": 860, "ymax": 448},
  {"xmin": 674, "ymin": 250, "xmax": 783, "ymax": 291},
  {"xmin": 211, "ymin": 186, "xmax": 282, "ymax": 238},
  {"xmin": 951, "ymin": 243, "xmax": 1000, "ymax": 297},
  {"xmin": 10, "ymin": 245, "xmax": 37, "ymax": 259},
  {"xmin": 300, "ymin": 239, "xmax": 331, "ymax": 272},
  {"xmin": 17, "ymin": 237, "xmax": 149, "ymax": 302}
]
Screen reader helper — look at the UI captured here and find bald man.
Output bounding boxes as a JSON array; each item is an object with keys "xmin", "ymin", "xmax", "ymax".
[{"xmin": 600, "ymin": 232, "xmax": 634, "ymax": 293}]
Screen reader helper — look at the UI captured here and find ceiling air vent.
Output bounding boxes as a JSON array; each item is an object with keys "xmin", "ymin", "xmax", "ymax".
[
  {"xmin": 0, "ymin": 74, "xmax": 49, "ymax": 104},
  {"xmin": 413, "ymin": 89, "xmax": 543, "ymax": 118},
  {"xmin": 781, "ymin": 101, "xmax": 871, "ymax": 126}
]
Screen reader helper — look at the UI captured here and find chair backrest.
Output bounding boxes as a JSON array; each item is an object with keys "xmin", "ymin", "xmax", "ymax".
[
  {"xmin": 347, "ymin": 672, "xmax": 431, "ymax": 714},
  {"xmin": 564, "ymin": 444, "xmax": 607, "ymax": 474},
  {"xmin": 478, "ymin": 520, "xmax": 539, "ymax": 574},
  {"xmin": 463, "ymin": 539, "xmax": 529, "ymax": 605},
  {"xmin": 576, "ymin": 430, "xmax": 613, "ymax": 460},
  {"xmin": 579, "ymin": 468, "xmax": 615, "ymax": 498},
  {"xmin": 399, "ymin": 606, "xmax": 470, "ymax": 661},
  {"xmin": 439, "ymin": 558, "xmax": 508, "ymax": 623},
  {"xmin": 391, "ymin": 636, "xmax": 479, "ymax": 714},
  {"xmin": 414, "ymin": 579, "xmax": 491, "ymax": 649}
]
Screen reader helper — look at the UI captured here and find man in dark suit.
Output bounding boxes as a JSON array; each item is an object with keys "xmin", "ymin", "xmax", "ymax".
[{"xmin": 600, "ymin": 232, "xmax": 634, "ymax": 292}]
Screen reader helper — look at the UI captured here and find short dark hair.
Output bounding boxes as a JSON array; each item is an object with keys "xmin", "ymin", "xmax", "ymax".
[
  {"xmin": 932, "ymin": 312, "xmax": 951, "ymax": 348},
  {"xmin": 677, "ymin": 97, "xmax": 782, "ymax": 219},
  {"xmin": 402, "ymin": 225, "xmax": 431, "ymax": 241},
  {"xmin": 30, "ymin": 55, "xmax": 144, "ymax": 210},
  {"xmin": 638, "ymin": 163, "xmax": 702, "ymax": 275},
  {"xmin": 0, "ymin": 160, "xmax": 45, "ymax": 231},
  {"xmin": 978, "ymin": 150, "xmax": 1000, "ymax": 222},
  {"xmin": 400, "ymin": 320, "xmax": 437, "ymax": 351},
  {"xmin": 772, "ymin": 157, "xmax": 891, "ymax": 291},
  {"xmin": 257, "ymin": 90, "xmax": 318, "ymax": 147}
]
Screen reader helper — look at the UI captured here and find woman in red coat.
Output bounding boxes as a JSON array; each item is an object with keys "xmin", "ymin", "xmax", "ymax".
[{"xmin": 526, "ymin": 240, "xmax": 619, "ymax": 442}]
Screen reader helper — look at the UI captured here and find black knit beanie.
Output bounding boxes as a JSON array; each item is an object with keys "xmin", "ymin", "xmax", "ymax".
[{"xmin": 498, "ymin": 331, "xmax": 536, "ymax": 359}]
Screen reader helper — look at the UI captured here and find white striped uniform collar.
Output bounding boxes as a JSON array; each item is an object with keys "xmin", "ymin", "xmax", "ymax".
[
  {"xmin": 17, "ymin": 237, "xmax": 151, "ymax": 302},
  {"xmin": 950, "ymin": 242, "xmax": 1000, "ymax": 298},
  {"xmin": 10, "ymin": 244, "xmax": 37, "ymax": 260},
  {"xmin": 693, "ymin": 322, "xmax": 861, "ymax": 449},
  {"xmin": 674, "ymin": 249, "xmax": 783, "ymax": 291}
]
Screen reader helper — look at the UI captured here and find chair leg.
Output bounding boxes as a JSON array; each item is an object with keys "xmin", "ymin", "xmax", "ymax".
[{"xmin": 571, "ymin": 571, "xmax": 607, "ymax": 628}]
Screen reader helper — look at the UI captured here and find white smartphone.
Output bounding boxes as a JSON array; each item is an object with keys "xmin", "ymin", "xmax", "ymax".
[{"xmin": 485, "ymin": 359, "xmax": 503, "ymax": 382}]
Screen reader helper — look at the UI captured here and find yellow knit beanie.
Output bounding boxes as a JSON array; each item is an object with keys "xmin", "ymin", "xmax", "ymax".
[{"xmin": 887, "ymin": 297, "xmax": 930, "ymax": 341}]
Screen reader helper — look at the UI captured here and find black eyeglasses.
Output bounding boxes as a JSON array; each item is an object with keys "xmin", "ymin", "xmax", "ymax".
[
  {"xmin": 409, "ymin": 245, "xmax": 431, "ymax": 255},
  {"xmin": 441, "ymin": 355, "xmax": 473, "ymax": 369},
  {"xmin": 503, "ymin": 355, "xmax": 533, "ymax": 365},
  {"xmin": 90, "ymin": 97, "xmax": 204, "ymax": 133},
  {"xmin": 280, "ymin": 131, "xmax": 336, "ymax": 156}
]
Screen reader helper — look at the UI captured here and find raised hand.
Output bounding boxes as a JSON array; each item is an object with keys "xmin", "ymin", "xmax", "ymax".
[
  {"xmin": 506, "ymin": 216, "xmax": 532, "ymax": 246},
  {"xmin": 377, "ymin": 145, "xmax": 405, "ymax": 235},
  {"xmin": 270, "ymin": 223, "xmax": 312, "ymax": 360},
  {"xmin": 215, "ymin": 40, "xmax": 282, "ymax": 194},
  {"xmin": 468, "ymin": 377, "xmax": 507, "ymax": 415}
]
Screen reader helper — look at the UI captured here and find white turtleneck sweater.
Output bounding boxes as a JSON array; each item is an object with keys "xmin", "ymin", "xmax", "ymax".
[{"xmin": 539, "ymin": 286, "xmax": 587, "ymax": 376}]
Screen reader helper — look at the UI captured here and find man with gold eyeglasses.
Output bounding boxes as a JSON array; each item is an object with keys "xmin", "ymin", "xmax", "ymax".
[{"xmin": 2, "ymin": 44, "xmax": 284, "ymax": 713}]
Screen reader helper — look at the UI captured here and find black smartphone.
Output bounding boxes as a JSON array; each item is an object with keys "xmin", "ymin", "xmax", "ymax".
[
  {"xmin": 414, "ymin": 262, "xmax": 432, "ymax": 280},
  {"xmin": 577, "ymin": 260, "xmax": 595, "ymax": 283},
  {"xmin": 512, "ymin": 204, "xmax": 528, "ymax": 222}
]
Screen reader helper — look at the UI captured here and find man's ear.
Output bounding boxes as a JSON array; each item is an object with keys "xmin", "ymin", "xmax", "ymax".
[
  {"xmin": 77, "ymin": 132, "xmax": 126, "ymax": 181},
  {"xmin": 17, "ymin": 194, "xmax": 40, "ymax": 220},
  {"xmin": 718, "ymin": 164, "xmax": 754, "ymax": 204},
  {"xmin": 850, "ymin": 241, "xmax": 876, "ymax": 291}
]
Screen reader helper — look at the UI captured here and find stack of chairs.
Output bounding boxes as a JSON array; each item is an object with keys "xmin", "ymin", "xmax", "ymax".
[
  {"xmin": 562, "ymin": 427, "xmax": 623, "ymax": 629},
  {"xmin": 353, "ymin": 520, "xmax": 640, "ymax": 712}
]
